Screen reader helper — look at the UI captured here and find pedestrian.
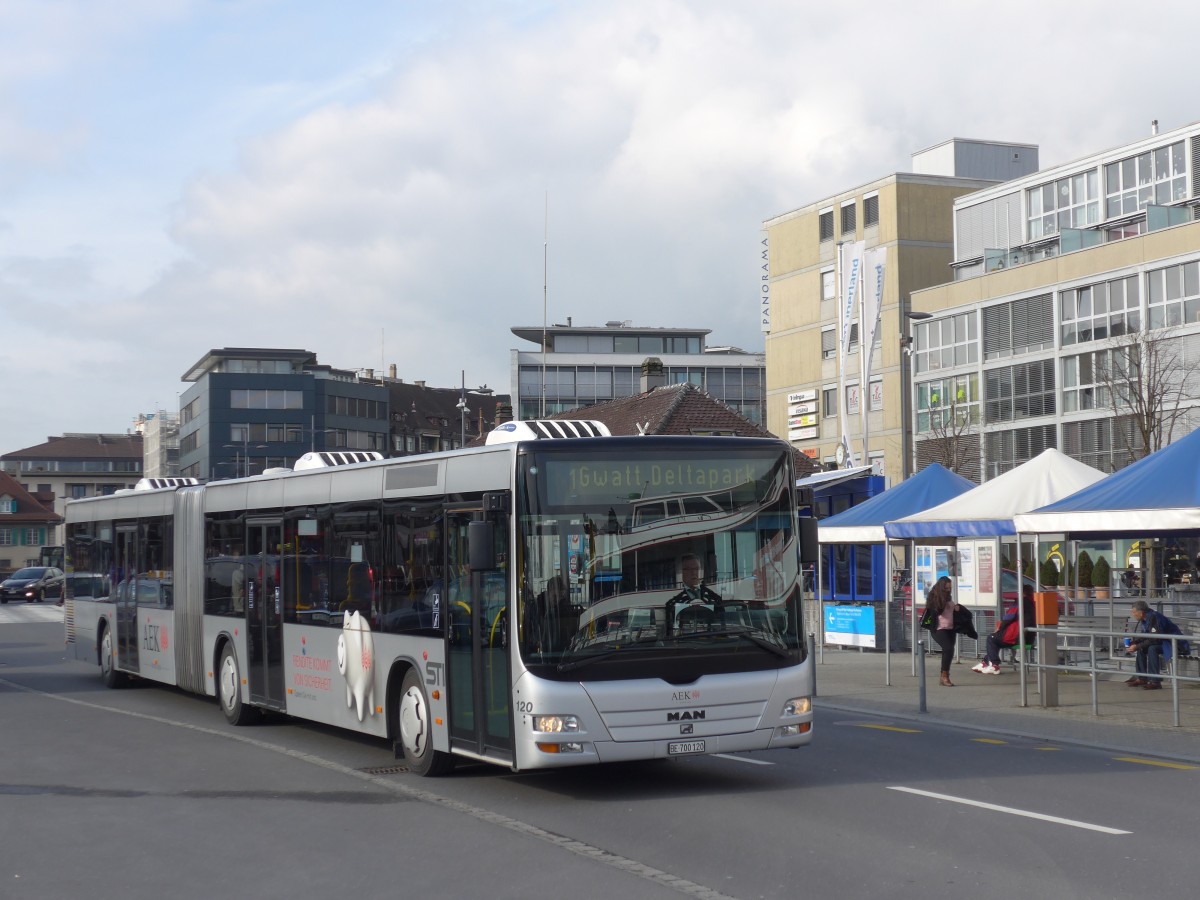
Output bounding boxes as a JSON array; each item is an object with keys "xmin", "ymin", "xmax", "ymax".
[
  {"xmin": 923, "ymin": 575, "xmax": 959, "ymax": 687},
  {"xmin": 1124, "ymin": 599, "xmax": 1186, "ymax": 689}
]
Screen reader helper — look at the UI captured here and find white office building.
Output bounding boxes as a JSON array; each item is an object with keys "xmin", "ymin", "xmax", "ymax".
[{"xmin": 510, "ymin": 321, "xmax": 765, "ymax": 424}]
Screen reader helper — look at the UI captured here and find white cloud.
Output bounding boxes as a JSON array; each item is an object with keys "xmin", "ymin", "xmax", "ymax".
[{"xmin": 2, "ymin": 0, "xmax": 1199, "ymax": 451}]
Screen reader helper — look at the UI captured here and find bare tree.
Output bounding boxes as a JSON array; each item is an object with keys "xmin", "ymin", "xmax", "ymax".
[
  {"xmin": 917, "ymin": 395, "xmax": 979, "ymax": 479},
  {"xmin": 1093, "ymin": 326, "xmax": 1195, "ymax": 461}
]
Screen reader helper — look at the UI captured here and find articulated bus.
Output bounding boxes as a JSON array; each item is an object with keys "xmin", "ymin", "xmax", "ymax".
[{"xmin": 64, "ymin": 422, "xmax": 816, "ymax": 775}]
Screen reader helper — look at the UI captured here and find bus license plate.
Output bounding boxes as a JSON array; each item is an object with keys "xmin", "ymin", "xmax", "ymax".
[{"xmin": 668, "ymin": 740, "xmax": 705, "ymax": 756}]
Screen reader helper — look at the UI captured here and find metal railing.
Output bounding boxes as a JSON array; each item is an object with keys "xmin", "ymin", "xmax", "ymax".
[{"xmin": 1019, "ymin": 623, "xmax": 1200, "ymax": 727}]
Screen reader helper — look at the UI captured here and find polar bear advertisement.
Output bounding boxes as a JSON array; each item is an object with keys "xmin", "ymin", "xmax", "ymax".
[{"xmin": 337, "ymin": 610, "xmax": 375, "ymax": 721}]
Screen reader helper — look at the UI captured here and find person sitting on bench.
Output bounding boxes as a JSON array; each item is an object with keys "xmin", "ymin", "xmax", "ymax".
[{"xmin": 972, "ymin": 584, "xmax": 1036, "ymax": 675}]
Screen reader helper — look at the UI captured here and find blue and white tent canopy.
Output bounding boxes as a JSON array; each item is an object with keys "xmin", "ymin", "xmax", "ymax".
[
  {"xmin": 884, "ymin": 449, "xmax": 1106, "ymax": 539},
  {"xmin": 1014, "ymin": 428, "xmax": 1200, "ymax": 536},
  {"xmin": 818, "ymin": 463, "xmax": 975, "ymax": 544}
]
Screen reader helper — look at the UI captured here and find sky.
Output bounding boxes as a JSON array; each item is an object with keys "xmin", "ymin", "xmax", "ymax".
[{"xmin": 2, "ymin": 0, "xmax": 1199, "ymax": 453}]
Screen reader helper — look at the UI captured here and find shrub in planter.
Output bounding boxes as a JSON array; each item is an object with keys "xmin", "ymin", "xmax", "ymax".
[
  {"xmin": 1039, "ymin": 558, "xmax": 1060, "ymax": 588},
  {"xmin": 1093, "ymin": 557, "xmax": 1111, "ymax": 596},
  {"xmin": 1075, "ymin": 551, "xmax": 1093, "ymax": 597}
]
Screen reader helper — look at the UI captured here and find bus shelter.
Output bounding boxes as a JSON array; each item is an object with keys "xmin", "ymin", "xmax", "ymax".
[
  {"xmin": 1015, "ymin": 428, "xmax": 1200, "ymax": 638},
  {"xmin": 817, "ymin": 464, "xmax": 975, "ymax": 679},
  {"xmin": 885, "ymin": 449, "xmax": 1106, "ymax": 688}
]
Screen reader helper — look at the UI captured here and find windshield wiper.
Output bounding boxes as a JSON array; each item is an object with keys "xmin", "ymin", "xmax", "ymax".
[
  {"xmin": 556, "ymin": 634, "xmax": 665, "ymax": 673},
  {"xmin": 722, "ymin": 628, "xmax": 792, "ymax": 659}
]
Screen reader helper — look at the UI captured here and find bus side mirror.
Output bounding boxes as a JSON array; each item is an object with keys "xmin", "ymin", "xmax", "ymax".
[
  {"xmin": 469, "ymin": 520, "xmax": 497, "ymax": 571},
  {"xmin": 798, "ymin": 516, "xmax": 819, "ymax": 565}
]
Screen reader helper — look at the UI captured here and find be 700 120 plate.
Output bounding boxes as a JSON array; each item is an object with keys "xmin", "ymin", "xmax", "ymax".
[{"xmin": 667, "ymin": 740, "xmax": 705, "ymax": 755}]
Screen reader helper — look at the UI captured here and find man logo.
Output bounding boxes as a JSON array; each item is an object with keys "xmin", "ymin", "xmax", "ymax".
[{"xmin": 667, "ymin": 710, "xmax": 705, "ymax": 722}]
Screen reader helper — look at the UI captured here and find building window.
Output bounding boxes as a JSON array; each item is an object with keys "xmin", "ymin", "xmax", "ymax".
[
  {"xmin": 819, "ymin": 209, "xmax": 834, "ymax": 242},
  {"xmin": 863, "ymin": 194, "xmax": 879, "ymax": 227},
  {"xmin": 1061, "ymin": 348, "xmax": 1121, "ymax": 412},
  {"xmin": 0, "ymin": 498, "xmax": 14, "ymax": 514},
  {"xmin": 1104, "ymin": 141, "xmax": 1186, "ymax": 218},
  {"xmin": 554, "ymin": 335, "xmax": 587, "ymax": 352},
  {"xmin": 822, "ymin": 324, "xmax": 858, "ymax": 359},
  {"xmin": 984, "ymin": 359, "xmax": 1055, "ymax": 424},
  {"xmin": 1028, "ymin": 171, "xmax": 1100, "ymax": 238},
  {"xmin": 840, "ymin": 202, "xmax": 856, "ymax": 236},
  {"xmin": 821, "ymin": 270, "xmax": 835, "ymax": 302},
  {"xmin": 638, "ymin": 336, "xmax": 664, "ymax": 354},
  {"xmin": 982, "ymin": 294, "xmax": 1053, "ymax": 360},
  {"xmin": 69, "ymin": 484, "xmax": 87, "ymax": 499},
  {"xmin": 822, "ymin": 387, "xmax": 837, "ymax": 418},
  {"xmin": 984, "ymin": 425, "xmax": 1056, "ymax": 480},
  {"xmin": 230, "ymin": 389, "xmax": 305, "ymax": 410},
  {"xmin": 913, "ymin": 312, "xmax": 977, "ymax": 375},
  {"xmin": 1061, "ymin": 275, "xmax": 1141, "ymax": 346},
  {"xmin": 24, "ymin": 528, "xmax": 42, "ymax": 545},
  {"xmin": 916, "ymin": 374, "xmax": 979, "ymax": 434},
  {"xmin": 821, "ymin": 328, "xmax": 836, "ymax": 360},
  {"xmin": 1062, "ymin": 416, "xmax": 1142, "ymax": 473},
  {"xmin": 0, "ymin": 528, "xmax": 12, "ymax": 545},
  {"xmin": 1147, "ymin": 260, "xmax": 1200, "ymax": 329},
  {"xmin": 868, "ymin": 378, "xmax": 883, "ymax": 411}
]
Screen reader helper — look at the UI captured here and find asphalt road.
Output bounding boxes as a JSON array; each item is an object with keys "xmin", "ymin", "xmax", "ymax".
[{"xmin": 2, "ymin": 612, "xmax": 1194, "ymax": 900}]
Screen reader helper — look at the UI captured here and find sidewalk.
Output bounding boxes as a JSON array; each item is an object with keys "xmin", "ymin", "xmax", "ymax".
[{"xmin": 811, "ymin": 647, "xmax": 1200, "ymax": 765}]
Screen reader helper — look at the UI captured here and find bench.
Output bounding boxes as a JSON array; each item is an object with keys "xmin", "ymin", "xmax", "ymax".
[{"xmin": 1168, "ymin": 618, "xmax": 1200, "ymax": 679}]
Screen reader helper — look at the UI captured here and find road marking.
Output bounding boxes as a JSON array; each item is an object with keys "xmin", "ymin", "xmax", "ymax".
[
  {"xmin": 1113, "ymin": 757, "xmax": 1198, "ymax": 770},
  {"xmin": 971, "ymin": 738, "xmax": 1007, "ymax": 745},
  {"xmin": 888, "ymin": 786, "xmax": 1131, "ymax": 835},
  {"xmin": 712, "ymin": 753, "xmax": 773, "ymax": 765},
  {"xmin": 1034, "ymin": 747, "xmax": 1061, "ymax": 752},
  {"xmin": 1, "ymin": 677, "xmax": 738, "ymax": 900},
  {"xmin": 855, "ymin": 724, "xmax": 921, "ymax": 734}
]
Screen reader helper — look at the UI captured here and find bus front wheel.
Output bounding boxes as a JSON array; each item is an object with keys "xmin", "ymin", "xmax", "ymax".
[
  {"xmin": 397, "ymin": 669, "xmax": 454, "ymax": 776},
  {"xmin": 100, "ymin": 626, "xmax": 126, "ymax": 688},
  {"xmin": 218, "ymin": 644, "xmax": 259, "ymax": 726}
]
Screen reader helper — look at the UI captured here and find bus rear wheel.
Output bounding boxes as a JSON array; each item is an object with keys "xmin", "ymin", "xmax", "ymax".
[
  {"xmin": 218, "ymin": 644, "xmax": 259, "ymax": 726},
  {"xmin": 397, "ymin": 669, "xmax": 454, "ymax": 777}
]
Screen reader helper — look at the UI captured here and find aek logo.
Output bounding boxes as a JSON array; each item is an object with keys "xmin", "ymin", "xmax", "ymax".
[
  {"xmin": 671, "ymin": 690, "xmax": 699, "ymax": 701},
  {"xmin": 667, "ymin": 710, "xmax": 706, "ymax": 722},
  {"xmin": 143, "ymin": 622, "xmax": 168, "ymax": 652}
]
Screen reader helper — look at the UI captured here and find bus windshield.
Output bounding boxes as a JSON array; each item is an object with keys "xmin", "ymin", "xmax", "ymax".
[{"xmin": 517, "ymin": 445, "xmax": 802, "ymax": 679}]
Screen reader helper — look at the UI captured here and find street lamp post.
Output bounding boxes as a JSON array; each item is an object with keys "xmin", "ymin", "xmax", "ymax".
[
  {"xmin": 900, "ymin": 309, "xmax": 933, "ymax": 480},
  {"xmin": 223, "ymin": 439, "xmax": 268, "ymax": 478}
]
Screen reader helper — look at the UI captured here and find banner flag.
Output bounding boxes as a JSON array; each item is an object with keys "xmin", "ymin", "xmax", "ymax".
[
  {"xmin": 837, "ymin": 241, "xmax": 864, "ymax": 468},
  {"xmin": 861, "ymin": 246, "xmax": 887, "ymax": 387}
]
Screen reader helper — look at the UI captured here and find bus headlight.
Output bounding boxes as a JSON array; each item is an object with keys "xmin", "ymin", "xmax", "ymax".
[
  {"xmin": 532, "ymin": 714, "xmax": 580, "ymax": 733},
  {"xmin": 782, "ymin": 697, "xmax": 811, "ymax": 717}
]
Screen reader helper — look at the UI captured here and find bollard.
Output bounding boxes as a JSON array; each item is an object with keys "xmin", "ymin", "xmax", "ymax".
[{"xmin": 917, "ymin": 638, "xmax": 927, "ymax": 713}]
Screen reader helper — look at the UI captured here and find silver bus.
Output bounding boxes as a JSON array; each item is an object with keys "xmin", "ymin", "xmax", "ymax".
[{"xmin": 64, "ymin": 422, "xmax": 816, "ymax": 775}]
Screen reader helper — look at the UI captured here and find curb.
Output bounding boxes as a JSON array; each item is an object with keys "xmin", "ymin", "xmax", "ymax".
[{"xmin": 814, "ymin": 699, "xmax": 1200, "ymax": 767}]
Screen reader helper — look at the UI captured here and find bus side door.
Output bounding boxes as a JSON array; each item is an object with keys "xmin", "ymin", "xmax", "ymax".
[{"xmin": 445, "ymin": 503, "xmax": 512, "ymax": 762}]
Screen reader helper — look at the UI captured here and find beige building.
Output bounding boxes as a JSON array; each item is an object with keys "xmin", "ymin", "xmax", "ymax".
[
  {"xmin": 763, "ymin": 140, "xmax": 1037, "ymax": 485},
  {"xmin": 910, "ymin": 120, "xmax": 1200, "ymax": 481}
]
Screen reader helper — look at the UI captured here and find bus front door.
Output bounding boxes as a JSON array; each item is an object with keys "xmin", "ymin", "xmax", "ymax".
[
  {"xmin": 445, "ymin": 507, "xmax": 512, "ymax": 763},
  {"xmin": 114, "ymin": 525, "xmax": 139, "ymax": 674},
  {"xmin": 246, "ymin": 521, "xmax": 285, "ymax": 711}
]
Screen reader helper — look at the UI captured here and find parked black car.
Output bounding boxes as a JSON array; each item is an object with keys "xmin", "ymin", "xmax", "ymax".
[{"xmin": 0, "ymin": 566, "xmax": 66, "ymax": 603}]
